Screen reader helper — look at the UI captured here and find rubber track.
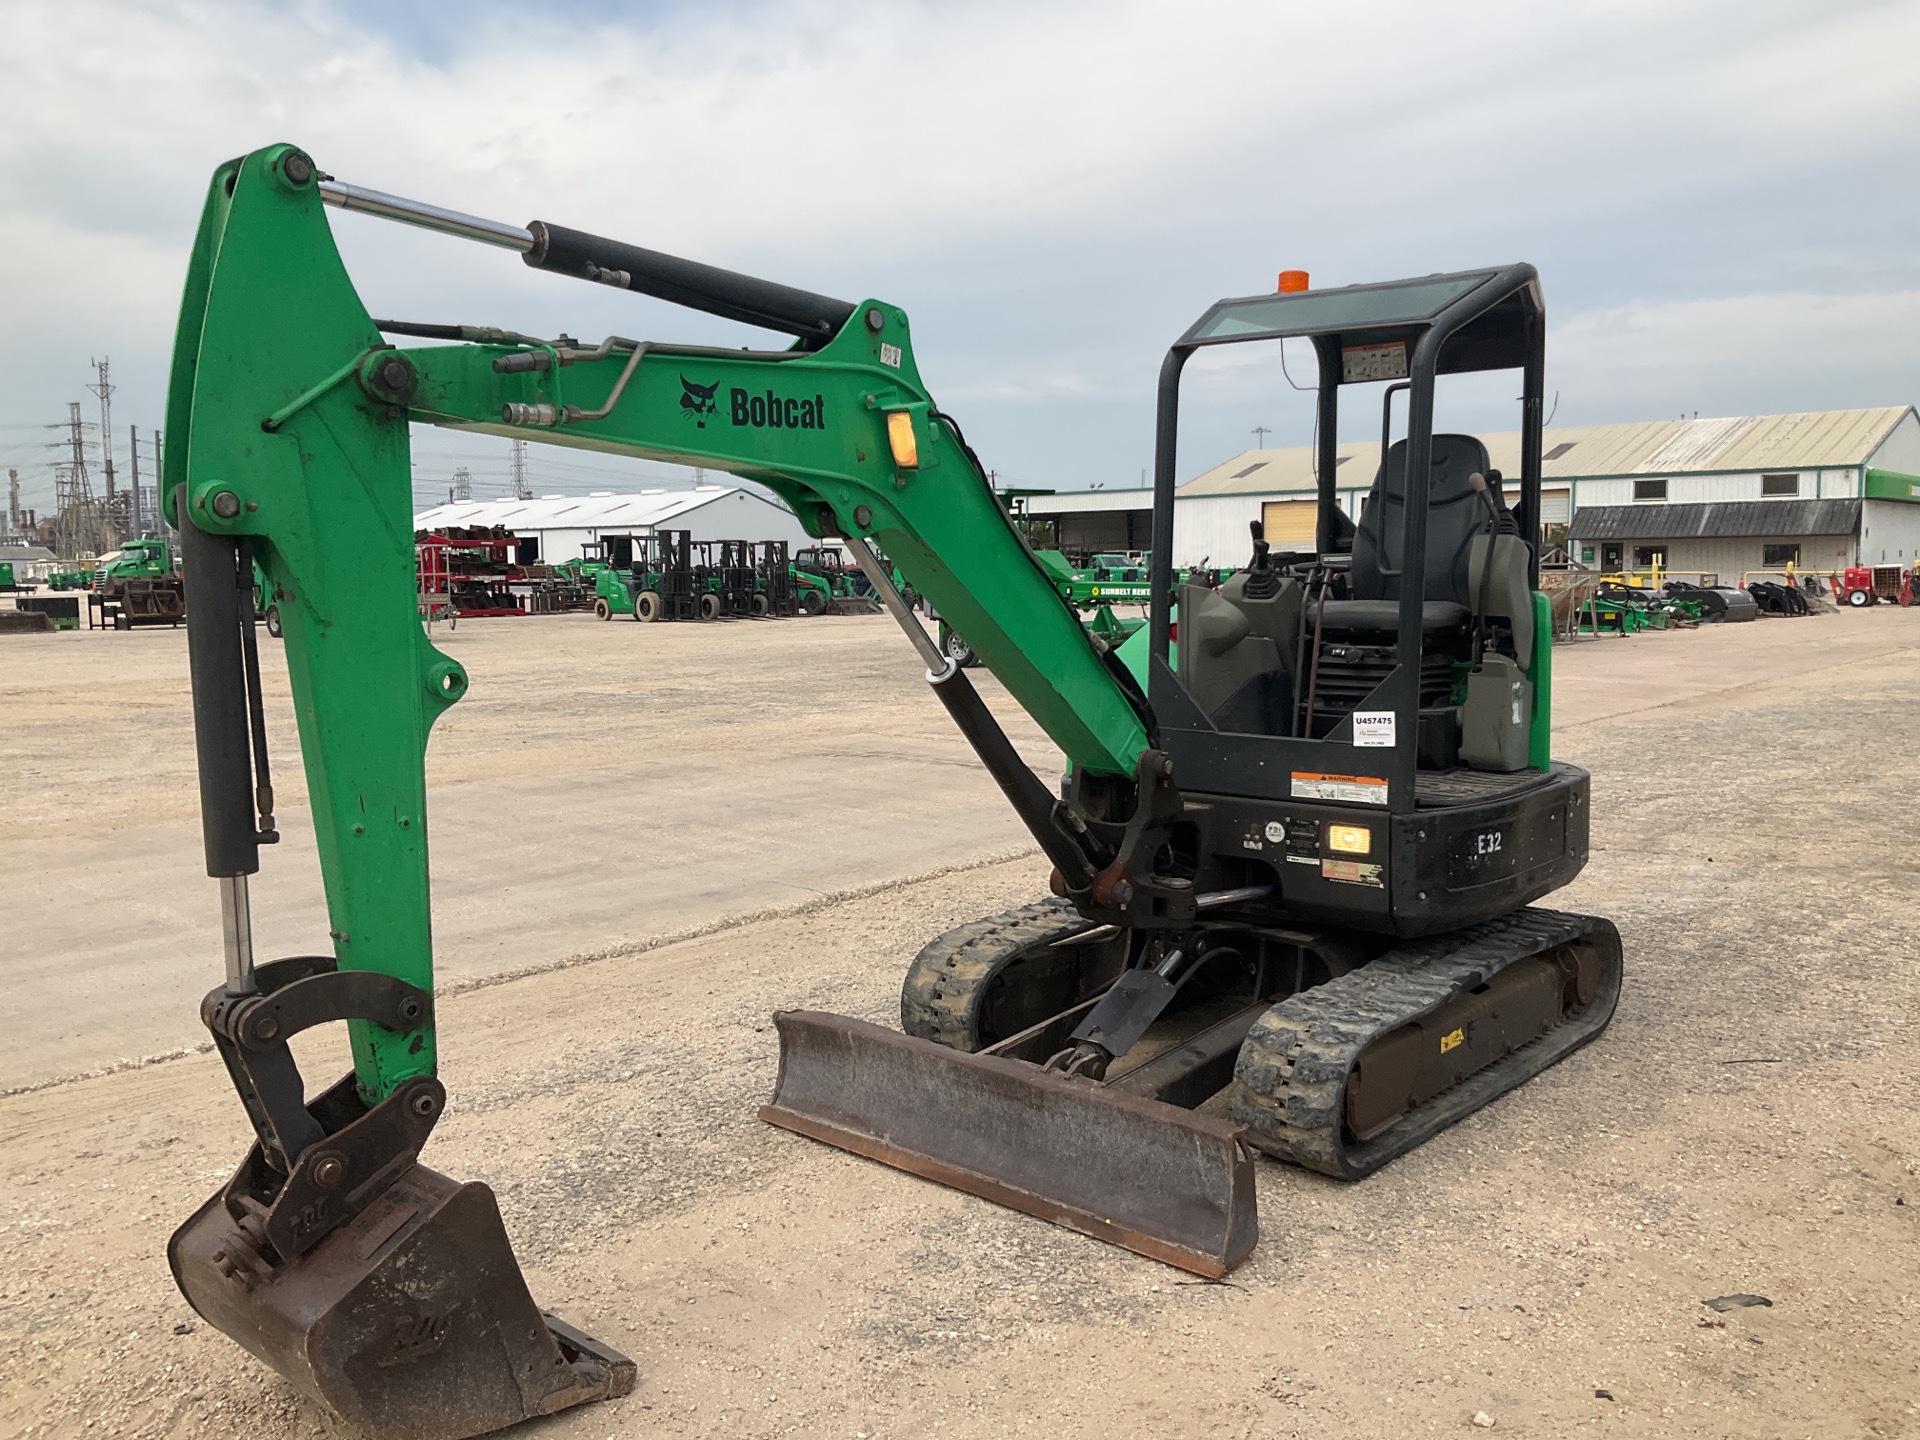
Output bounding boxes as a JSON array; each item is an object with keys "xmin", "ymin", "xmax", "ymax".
[
  {"xmin": 900, "ymin": 898, "xmax": 1092, "ymax": 1050},
  {"xmin": 1227, "ymin": 907, "xmax": 1622, "ymax": 1179}
]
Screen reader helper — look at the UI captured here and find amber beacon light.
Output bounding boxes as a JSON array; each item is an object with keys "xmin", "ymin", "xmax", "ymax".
[{"xmin": 1277, "ymin": 269, "xmax": 1310, "ymax": 293}]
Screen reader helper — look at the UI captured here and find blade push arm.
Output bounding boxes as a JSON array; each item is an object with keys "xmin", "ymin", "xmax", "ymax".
[{"xmin": 165, "ymin": 143, "xmax": 1151, "ymax": 1106}]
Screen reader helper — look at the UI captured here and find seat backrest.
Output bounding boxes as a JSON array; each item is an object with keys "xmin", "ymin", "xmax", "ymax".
[{"xmin": 1351, "ymin": 434, "xmax": 1490, "ymax": 603}]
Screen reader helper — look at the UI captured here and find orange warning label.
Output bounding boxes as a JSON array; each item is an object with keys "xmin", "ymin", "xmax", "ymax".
[{"xmin": 1290, "ymin": 772, "xmax": 1389, "ymax": 806}]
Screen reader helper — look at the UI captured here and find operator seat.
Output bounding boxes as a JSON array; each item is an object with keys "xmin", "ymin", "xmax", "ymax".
[
  {"xmin": 1320, "ymin": 434, "xmax": 1489, "ymax": 637},
  {"xmin": 1313, "ymin": 434, "xmax": 1539, "ymax": 770}
]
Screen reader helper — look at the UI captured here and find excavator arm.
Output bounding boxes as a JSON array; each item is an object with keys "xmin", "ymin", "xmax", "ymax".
[
  {"xmin": 166, "ymin": 142, "xmax": 1151, "ymax": 1090},
  {"xmin": 161, "ymin": 142, "xmax": 1178, "ymax": 1438}
]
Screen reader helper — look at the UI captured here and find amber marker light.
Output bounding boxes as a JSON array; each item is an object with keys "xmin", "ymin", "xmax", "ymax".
[
  {"xmin": 1327, "ymin": 824, "xmax": 1372, "ymax": 855},
  {"xmin": 1277, "ymin": 269, "xmax": 1310, "ymax": 293},
  {"xmin": 886, "ymin": 411, "xmax": 919, "ymax": 469}
]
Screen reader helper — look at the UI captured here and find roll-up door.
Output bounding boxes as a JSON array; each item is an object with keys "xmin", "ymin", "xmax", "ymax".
[{"xmin": 1540, "ymin": 489, "xmax": 1571, "ymax": 526}]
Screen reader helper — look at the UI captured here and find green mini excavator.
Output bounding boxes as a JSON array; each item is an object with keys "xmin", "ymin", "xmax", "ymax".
[{"xmin": 163, "ymin": 143, "xmax": 1619, "ymax": 1439}]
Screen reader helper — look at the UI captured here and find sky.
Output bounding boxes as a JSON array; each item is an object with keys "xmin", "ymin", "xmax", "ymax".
[{"xmin": 3, "ymin": 0, "xmax": 1917, "ymax": 519}]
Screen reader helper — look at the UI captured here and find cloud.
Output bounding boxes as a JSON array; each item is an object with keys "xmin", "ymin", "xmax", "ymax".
[
  {"xmin": 1, "ymin": 0, "xmax": 1916, "ymax": 512},
  {"xmin": 1551, "ymin": 289, "xmax": 1920, "ymax": 424}
]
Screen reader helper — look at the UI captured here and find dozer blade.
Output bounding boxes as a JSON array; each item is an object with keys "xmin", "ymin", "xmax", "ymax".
[
  {"xmin": 169, "ymin": 1161, "xmax": 634, "ymax": 1440},
  {"xmin": 761, "ymin": 1011, "xmax": 1257, "ymax": 1277}
]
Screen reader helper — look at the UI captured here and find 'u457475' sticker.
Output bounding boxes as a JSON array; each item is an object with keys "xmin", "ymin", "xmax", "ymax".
[{"xmin": 1291, "ymin": 772, "xmax": 1388, "ymax": 805}]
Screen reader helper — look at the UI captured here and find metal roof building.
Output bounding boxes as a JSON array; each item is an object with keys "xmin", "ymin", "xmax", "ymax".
[
  {"xmin": 1169, "ymin": 406, "xmax": 1920, "ymax": 579},
  {"xmin": 411, "ymin": 484, "xmax": 811, "ymax": 564},
  {"xmin": 1021, "ymin": 488, "xmax": 1155, "ymax": 553}
]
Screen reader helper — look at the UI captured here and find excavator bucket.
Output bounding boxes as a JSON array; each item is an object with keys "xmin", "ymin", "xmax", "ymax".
[
  {"xmin": 761, "ymin": 1011, "xmax": 1257, "ymax": 1277},
  {"xmin": 822, "ymin": 595, "xmax": 885, "ymax": 616},
  {"xmin": 169, "ymin": 1158, "xmax": 634, "ymax": 1440}
]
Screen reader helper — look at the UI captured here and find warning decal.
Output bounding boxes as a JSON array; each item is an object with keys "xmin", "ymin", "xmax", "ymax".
[{"xmin": 1291, "ymin": 772, "xmax": 1389, "ymax": 806}]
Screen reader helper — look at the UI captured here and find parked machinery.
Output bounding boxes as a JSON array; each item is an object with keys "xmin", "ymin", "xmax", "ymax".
[
  {"xmin": 570, "ymin": 533, "xmax": 642, "ymax": 619},
  {"xmin": 630, "ymin": 528, "xmax": 698, "ymax": 621},
  {"xmin": 93, "ymin": 537, "xmax": 188, "ymax": 628},
  {"xmin": 415, "ymin": 529, "xmax": 524, "ymax": 620},
  {"xmin": 689, "ymin": 538, "xmax": 756, "ymax": 618},
  {"xmin": 754, "ymin": 539, "xmax": 797, "ymax": 616},
  {"xmin": 792, "ymin": 543, "xmax": 883, "ymax": 615},
  {"xmin": 1833, "ymin": 564, "xmax": 1911, "ymax": 608}
]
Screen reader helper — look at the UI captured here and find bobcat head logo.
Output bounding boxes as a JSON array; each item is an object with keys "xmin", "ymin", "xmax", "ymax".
[{"xmin": 680, "ymin": 375, "xmax": 719, "ymax": 428}]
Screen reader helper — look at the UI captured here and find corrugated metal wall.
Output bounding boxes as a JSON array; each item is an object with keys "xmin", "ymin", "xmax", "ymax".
[
  {"xmin": 1172, "ymin": 492, "xmax": 1364, "ymax": 566},
  {"xmin": 1860, "ymin": 500, "xmax": 1920, "ymax": 564},
  {"xmin": 1870, "ymin": 412, "xmax": 1920, "ymax": 476},
  {"xmin": 1574, "ymin": 469, "xmax": 1860, "ymax": 508}
]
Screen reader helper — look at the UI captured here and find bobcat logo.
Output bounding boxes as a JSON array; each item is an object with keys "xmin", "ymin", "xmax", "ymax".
[{"xmin": 679, "ymin": 375, "xmax": 719, "ymax": 428}]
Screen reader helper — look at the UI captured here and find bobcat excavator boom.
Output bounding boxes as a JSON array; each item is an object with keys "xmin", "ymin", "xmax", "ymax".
[{"xmin": 164, "ymin": 143, "xmax": 1619, "ymax": 1435}]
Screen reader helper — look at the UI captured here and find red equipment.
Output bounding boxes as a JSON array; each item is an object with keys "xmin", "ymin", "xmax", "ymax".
[
  {"xmin": 416, "ymin": 531, "xmax": 526, "ymax": 619},
  {"xmin": 1835, "ymin": 565, "xmax": 1913, "ymax": 609}
]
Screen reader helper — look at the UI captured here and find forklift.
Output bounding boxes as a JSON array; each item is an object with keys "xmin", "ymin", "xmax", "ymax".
[
  {"xmin": 629, "ymin": 527, "xmax": 697, "ymax": 621},
  {"xmin": 754, "ymin": 539, "xmax": 797, "ymax": 616}
]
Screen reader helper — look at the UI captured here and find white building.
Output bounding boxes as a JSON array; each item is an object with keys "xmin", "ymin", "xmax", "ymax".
[
  {"xmin": 411, "ymin": 485, "xmax": 811, "ymax": 564},
  {"xmin": 1020, "ymin": 488, "xmax": 1155, "ymax": 554},
  {"xmin": 1170, "ymin": 406, "xmax": 1920, "ymax": 577}
]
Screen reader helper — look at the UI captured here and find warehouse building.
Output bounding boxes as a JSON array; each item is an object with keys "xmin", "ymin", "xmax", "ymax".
[
  {"xmin": 411, "ymin": 484, "xmax": 811, "ymax": 564},
  {"xmin": 1175, "ymin": 441, "xmax": 1572, "ymax": 568},
  {"xmin": 1021, "ymin": 488, "xmax": 1154, "ymax": 554},
  {"xmin": 1560, "ymin": 407, "xmax": 1920, "ymax": 579},
  {"xmin": 1166, "ymin": 405, "xmax": 1920, "ymax": 577}
]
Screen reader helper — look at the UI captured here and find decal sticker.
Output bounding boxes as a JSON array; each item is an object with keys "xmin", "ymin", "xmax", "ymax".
[
  {"xmin": 1341, "ymin": 340, "xmax": 1408, "ymax": 383},
  {"xmin": 679, "ymin": 375, "xmax": 720, "ymax": 428},
  {"xmin": 1352, "ymin": 710, "xmax": 1396, "ymax": 747},
  {"xmin": 1264, "ymin": 820, "xmax": 1287, "ymax": 843},
  {"xmin": 729, "ymin": 387, "xmax": 827, "ymax": 430},
  {"xmin": 879, "ymin": 342, "xmax": 903, "ymax": 369},
  {"xmin": 1321, "ymin": 859, "xmax": 1384, "ymax": 887},
  {"xmin": 1291, "ymin": 772, "xmax": 1388, "ymax": 806}
]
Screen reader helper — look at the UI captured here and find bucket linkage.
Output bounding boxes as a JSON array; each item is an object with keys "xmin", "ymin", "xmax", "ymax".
[{"xmin": 169, "ymin": 955, "xmax": 634, "ymax": 1440}]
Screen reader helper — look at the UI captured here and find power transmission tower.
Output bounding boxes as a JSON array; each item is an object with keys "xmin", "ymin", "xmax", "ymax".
[
  {"xmin": 1251, "ymin": 425, "xmax": 1272, "ymax": 449},
  {"xmin": 510, "ymin": 439, "xmax": 530, "ymax": 499},
  {"xmin": 452, "ymin": 466, "xmax": 473, "ymax": 502},
  {"xmin": 48, "ymin": 402, "xmax": 110, "ymax": 557},
  {"xmin": 87, "ymin": 357, "xmax": 123, "ymax": 539}
]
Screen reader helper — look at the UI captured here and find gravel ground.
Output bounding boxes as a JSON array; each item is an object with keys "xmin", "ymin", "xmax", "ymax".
[{"xmin": 2, "ymin": 609, "xmax": 1918, "ymax": 1439}]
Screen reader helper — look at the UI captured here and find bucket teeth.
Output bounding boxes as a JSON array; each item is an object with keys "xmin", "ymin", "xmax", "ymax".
[{"xmin": 761, "ymin": 1010, "xmax": 1258, "ymax": 1277}]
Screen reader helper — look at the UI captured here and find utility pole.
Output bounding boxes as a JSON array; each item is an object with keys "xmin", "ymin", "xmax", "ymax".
[
  {"xmin": 88, "ymin": 357, "xmax": 119, "ymax": 538},
  {"xmin": 510, "ymin": 439, "xmax": 530, "ymax": 499},
  {"xmin": 1252, "ymin": 426, "xmax": 1271, "ymax": 449},
  {"xmin": 129, "ymin": 425, "xmax": 142, "ymax": 535},
  {"xmin": 6, "ymin": 467, "xmax": 18, "ymax": 537}
]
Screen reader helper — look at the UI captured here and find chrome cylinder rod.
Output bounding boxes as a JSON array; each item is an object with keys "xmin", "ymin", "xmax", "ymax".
[
  {"xmin": 319, "ymin": 179, "xmax": 534, "ymax": 252},
  {"xmin": 844, "ymin": 538, "xmax": 950, "ymax": 676},
  {"xmin": 218, "ymin": 874, "xmax": 257, "ymax": 996}
]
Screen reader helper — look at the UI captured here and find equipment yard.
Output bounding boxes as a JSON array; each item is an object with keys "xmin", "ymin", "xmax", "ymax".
[{"xmin": 4, "ymin": 609, "xmax": 1917, "ymax": 1440}]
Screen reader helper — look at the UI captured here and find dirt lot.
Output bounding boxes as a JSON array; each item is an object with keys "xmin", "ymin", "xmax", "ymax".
[{"xmin": 3, "ymin": 608, "xmax": 1919, "ymax": 1439}]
